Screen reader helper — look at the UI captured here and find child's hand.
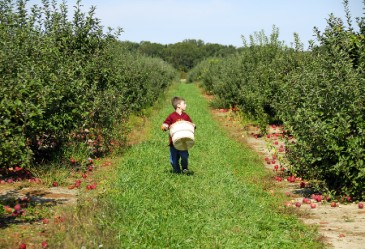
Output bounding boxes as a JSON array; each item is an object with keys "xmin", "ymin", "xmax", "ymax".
[{"xmin": 161, "ymin": 123, "xmax": 169, "ymax": 131}]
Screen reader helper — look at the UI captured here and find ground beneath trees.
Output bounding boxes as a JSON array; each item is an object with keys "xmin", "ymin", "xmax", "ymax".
[{"xmin": 211, "ymin": 107, "xmax": 365, "ymax": 249}]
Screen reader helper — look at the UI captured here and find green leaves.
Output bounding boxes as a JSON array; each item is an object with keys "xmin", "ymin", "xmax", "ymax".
[
  {"xmin": 188, "ymin": 3, "xmax": 365, "ymax": 198},
  {"xmin": 0, "ymin": 0, "xmax": 177, "ymax": 169}
]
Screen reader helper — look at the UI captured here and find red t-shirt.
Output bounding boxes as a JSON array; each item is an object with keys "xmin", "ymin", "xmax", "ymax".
[{"xmin": 163, "ymin": 111, "xmax": 193, "ymax": 146}]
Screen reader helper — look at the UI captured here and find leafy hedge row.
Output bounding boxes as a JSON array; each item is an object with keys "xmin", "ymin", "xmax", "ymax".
[
  {"xmin": 188, "ymin": 4, "xmax": 365, "ymax": 198},
  {"xmin": 0, "ymin": 0, "xmax": 178, "ymax": 168},
  {"xmin": 188, "ymin": 26, "xmax": 307, "ymax": 125}
]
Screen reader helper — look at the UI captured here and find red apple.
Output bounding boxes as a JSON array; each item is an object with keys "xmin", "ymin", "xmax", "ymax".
[
  {"xmin": 14, "ymin": 204, "xmax": 21, "ymax": 212},
  {"xmin": 41, "ymin": 241, "xmax": 48, "ymax": 248},
  {"xmin": 275, "ymin": 176, "xmax": 282, "ymax": 182},
  {"xmin": 68, "ymin": 185, "xmax": 75, "ymax": 189},
  {"xmin": 295, "ymin": 202, "xmax": 301, "ymax": 207},
  {"xmin": 86, "ymin": 183, "xmax": 97, "ymax": 190},
  {"xmin": 75, "ymin": 180, "xmax": 81, "ymax": 187},
  {"xmin": 43, "ymin": 218, "xmax": 49, "ymax": 224},
  {"xmin": 52, "ymin": 181, "xmax": 58, "ymax": 187},
  {"xmin": 310, "ymin": 203, "xmax": 317, "ymax": 209},
  {"xmin": 4, "ymin": 205, "xmax": 12, "ymax": 213},
  {"xmin": 315, "ymin": 195, "xmax": 323, "ymax": 202},
  {"xmin": 358, "ymin": 202, "xmax": 364, "ymax": 209},
  {"xmin": 54, "ymin": 216, "xmax": 65, "ymax": 223},
  {"xmin": 330, "ymin": 202, "xmax": 337, "ymax": 207},
  {"xmin": 19, "ymin": 243, "xmax": 26, "ymax": 249},
  {"xmin": 34, "ymin": 178, "xmax": 41, "ymax": 183},
  {"xmin": 300, "ymin": 181, "xmax": 305, "ymax": 188},
  {"xmin": 287, "ymin": 176, "xmax": 295, "ymax": 183},
  {"xmin": 284, "ymin": 201, "xmax": 292, "ymax": 207}
]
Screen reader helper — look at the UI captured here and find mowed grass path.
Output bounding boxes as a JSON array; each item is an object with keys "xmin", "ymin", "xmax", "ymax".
[{"xmin": 97, "ymin": 83, "xmax": 322, "ymax": 248}]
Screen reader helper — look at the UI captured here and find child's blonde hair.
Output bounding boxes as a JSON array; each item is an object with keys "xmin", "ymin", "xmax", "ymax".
[{"xmin": 171, "ymin": 96, "xmax": 185, "ymax": 109}]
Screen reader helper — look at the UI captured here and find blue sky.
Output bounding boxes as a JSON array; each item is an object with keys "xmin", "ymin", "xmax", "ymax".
[{"xmin": 26, "ymin": 0, "xmax": 363, "ymax": 48}]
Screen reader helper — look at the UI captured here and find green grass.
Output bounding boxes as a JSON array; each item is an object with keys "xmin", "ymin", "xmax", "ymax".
[{"xmin": 95, "ymin": 82, "xmax": 322, "ymax": 248}]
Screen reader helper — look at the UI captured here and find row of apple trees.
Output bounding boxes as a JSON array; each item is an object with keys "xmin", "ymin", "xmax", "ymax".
[
  {"xmin": 187, "ymin": 2, "xmax": 365, "ymax": 198},
  {"xmin": 0, "ymin": 0, "xmax": 178, "ymax": 169}
]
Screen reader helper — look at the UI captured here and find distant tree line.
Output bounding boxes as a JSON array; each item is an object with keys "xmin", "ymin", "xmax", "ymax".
[{"xmin": 120, "ymin": 39, "xmax": 239, "ymax": 72}]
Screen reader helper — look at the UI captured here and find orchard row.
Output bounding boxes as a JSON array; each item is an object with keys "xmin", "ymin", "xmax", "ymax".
[
  {"xmin": 187, "ymin": 2, "xmax": 365, "ymax": 198},
  {"xmin": 0, "ymin": 0, "xmax": 178, "ymax": 170}
]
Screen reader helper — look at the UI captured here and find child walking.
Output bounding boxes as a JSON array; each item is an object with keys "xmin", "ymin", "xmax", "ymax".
[{"xmin": 161, "ymin": 96, "xmax": 196, "ymax": 174}]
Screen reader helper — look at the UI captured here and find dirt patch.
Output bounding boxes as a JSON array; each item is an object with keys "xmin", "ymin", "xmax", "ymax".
[
  {"xmin": 0, "ymin": 186, "xmax": 78, "ymax": 207},
  {"xmin": 209, "ymin": 107, "xmax": 365, "ymax": 249}
]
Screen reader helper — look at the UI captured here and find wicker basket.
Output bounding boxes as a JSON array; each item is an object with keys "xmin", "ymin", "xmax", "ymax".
[{"xmin": 169, "ymin": 121, "xmax": 195, "ymax": 150}]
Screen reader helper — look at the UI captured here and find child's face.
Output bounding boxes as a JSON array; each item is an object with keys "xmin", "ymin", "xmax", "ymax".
[{"xmin": 177, "ymin": 101, "xmax": 186, "ymax": 111}]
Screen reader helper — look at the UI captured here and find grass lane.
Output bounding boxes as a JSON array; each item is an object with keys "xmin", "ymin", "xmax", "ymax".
[{"xmin": 96, "ymin": 82, "xmax": 322, "ymax": 248}]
